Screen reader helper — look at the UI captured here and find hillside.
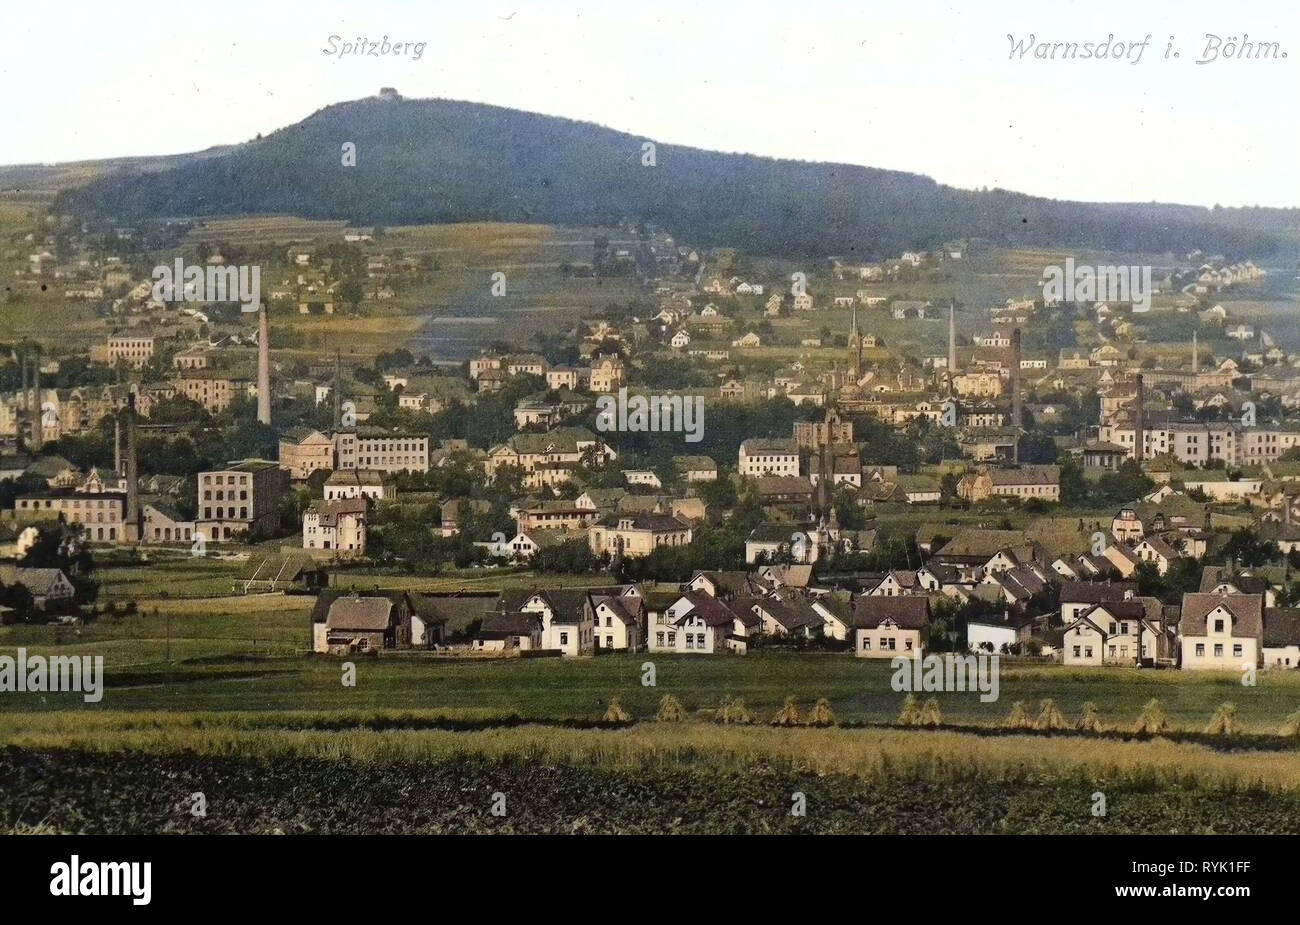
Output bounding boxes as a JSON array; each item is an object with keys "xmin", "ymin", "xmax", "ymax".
[{"xmin": 49, "ymin": 94, "xmax": 1300, "ymax": 260}]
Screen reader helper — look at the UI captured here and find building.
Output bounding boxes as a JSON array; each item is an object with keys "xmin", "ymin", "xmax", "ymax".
[
  {"xmin": 196, "ymin": 460, "xmax": 288, "ymax": 543},
  {"xmin": 311, "ymin": 590, "xmax": 413, "ymax": 654},
  {"xmin": 334, "ymin": 428, "xmax": 429, "ymax": 474},
  {"xmin": 279, "ymin": 427, "xmax": 335, "ymax": 481},
  {"xmin": 738, "ymin": 438, "xmax": 800, "ymax": 478},
  {"xmin": 589, "ymin": 514, "xmax": 692, "ymax": 559},
  {"xmin": 957, "ymin": 465, "xmax": 1060, "ymax": 503},
  {"xmin": 303, "ymin": 498, "xmax": 368, "ymax": 555},
  {"xmin": 106, "ymin": 331, "xmax": 155, "ymax": 369},
  {"xmin": 323, "ymin": 469, "xmax": 393, "ymax": 501},
  {"xmin": 1179, "ymin": 592, "xmax": 1264, "ymax": 670},
  {"xmin": 173, "ymin": 371, "xmax": 254, "ymax": 413},
  {"xmin": 853, "ymin": 596, "xmax": 930, "ymax": 658},
  {"xmin": 588, "ymin": 355, "xmax": 627, "ymax": 393},
  {"xmin": 14, "ymin": 491, "xmax": 127, "ymax": 542}
]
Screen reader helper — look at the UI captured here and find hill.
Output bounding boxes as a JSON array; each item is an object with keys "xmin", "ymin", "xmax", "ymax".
[{"xmin": 48, "ymin": 94, "xmax": 1300, "ymax": 260}]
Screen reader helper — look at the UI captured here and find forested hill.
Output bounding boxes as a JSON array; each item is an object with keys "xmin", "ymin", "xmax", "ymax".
[{"xmin": 51, "ymin": 95, "xmax": 1300, "ymax": 259}]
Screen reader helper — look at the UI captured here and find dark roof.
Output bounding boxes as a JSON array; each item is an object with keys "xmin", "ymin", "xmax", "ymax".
[
  {"xmin": 675, "ymin": 591, "xmax": 739, "ymax": 628},
  {"xmin": 852, "ymin": 595, "xmax": 930, "ymax": 630},
  {"xmin": 1180, "ymin": 592, "xmax": 1264, "ymax": 638},
  {"xmin": 1264, "ymin": 608, "xmax": 1300, "ymax": 647},
  {"xmin": 1059, "ymin": 580, "xmax": 1136, "ymax": 604}
]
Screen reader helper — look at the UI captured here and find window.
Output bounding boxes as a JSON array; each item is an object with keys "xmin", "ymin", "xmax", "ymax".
[
  {"xmin": 559, "ymin": 632, "xmax": 568, "ymax": 646},
  {"xmin": 1233, "ymin": 644, "xmax": 1243, "ymax": 658},
  {"xmin": 1195, "ymin": 643, "xmax": 1205, "ymax": 656},
  {"xmin": 1214, "ymin": 644, "xmax": 1223, "ymax": 657},
  {"xmin": 1214, "ymin": 619, "xmax": 1225, "ymax": 633},
  {"xmin": 1073, "ymin": 646, "xmax": 1081, "ymax": 657}
]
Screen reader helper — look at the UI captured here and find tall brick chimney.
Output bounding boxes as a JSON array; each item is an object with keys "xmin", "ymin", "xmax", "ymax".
[
  {"xmin": 124, "ymin": 391, "xmax": 142, "ymax": 542},
  {"xmin": 30, "ymin": 345, "xmax": 42, "ymax": 452},
  {"xmin": 1011, "ymin": 328, "xmax": 1022, "ymax": 463},
  {"xmin": 257, "ymin": 304, "xmax": 271, "ymax": 425},
  {"xmin": 1133, "ymin": 373, "xmax": 1145, "ymax": 462}
]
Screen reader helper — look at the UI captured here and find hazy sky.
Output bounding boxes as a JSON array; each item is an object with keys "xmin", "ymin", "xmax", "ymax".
[{"xmin": 4, "ymin": 0, "xmax": 1297, "ymax": 206}]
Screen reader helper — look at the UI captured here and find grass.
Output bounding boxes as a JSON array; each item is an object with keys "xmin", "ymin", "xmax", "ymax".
[
  {"xmin": 2, "ymin": 709, "xmax": 1299, "ymax": 794},
  {"xmin": 3, "ymin": 646, "xmax": 1300, "ymax": 732}
]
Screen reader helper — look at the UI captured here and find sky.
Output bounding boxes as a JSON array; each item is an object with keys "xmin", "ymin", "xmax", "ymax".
[{"xmin": 3, "ymin": 0, "xmax": 1297, "ymax": 207}]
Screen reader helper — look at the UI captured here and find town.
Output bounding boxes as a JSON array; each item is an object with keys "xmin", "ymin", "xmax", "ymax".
[{"xmin": 1, "ymin": 200, "xmax": 1296, "ymax": 681}]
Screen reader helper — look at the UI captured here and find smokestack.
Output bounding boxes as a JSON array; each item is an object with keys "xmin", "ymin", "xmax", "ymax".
[
  {"xmin": 333, "ymin": 348, "xmax": 342, "ymax": 427},
  {"xmin": 114, "ymin": 417, "xmax": 121, "ymax": 476},
  {"xmin": 257, "ymin": 304, "xmax": 271, "ymax": 426},
  {"xmin": 31, "ymin": 345, "xmax": 42, "ymax": 451},
  {"xmin": 124, "ymin": 391, "xmax": 141, "ymax": 542},
  {"xmin": 1192, "ymin": 330, "xmax": 1199, "ymax": 375},
  {"xmin": 19, "ymin": 346, "xmax": 28, "ymax": 448},
  {"xmin": 1011, "ymin": 328, "xmax": 1022, "ymax": 464},
  {"xmin": 1133, "ymin": 373, "xmax": 1144, "ymax": 462},
  {"xmin": 947, "ymin": 303, "xmax": 957, "ymax": 393}
]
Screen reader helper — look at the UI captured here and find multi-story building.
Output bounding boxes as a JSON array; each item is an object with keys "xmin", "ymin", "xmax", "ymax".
[
  {"xmin": 738, "ymin": 438, "xmax": 800, "ymax": 478},
  {"xmin": 333, "ymin": 428, "xmax": 429, "ymax": 474},
  {"xmin": 173, "ymin": 371, "xmax": 253, "ymax": 413},
  {"xmin": 1179, "ymin": 592, "xmax": 1263, "ymax": 670},
  {"xmin": 588, "ymin": 514, "xmax": 692, "ymax": 559},
  {"xmin": 303, "ymin": 498, "xmax": 368, "ymax": 555},
  {"xmin": 279, "ymin": 427, "xmax": 335, "ymax": 480},
  {"xmin": 588, "ymin": 355, "xmax": 627, "ymax": 393},
  {"xmin": 1098, "ymin": 420, "xmax": 1300, "ymax": 465},
  {"xmin": 196, "ymin": 460, "xmax": 288, "ymax": 543},
  {"xmin": 14, "ymin": 491, "xmax": 127, "ymax": 542},
  {"xmin": 106, "ymin": 330, "xmax": 156, "ymax": 369}
]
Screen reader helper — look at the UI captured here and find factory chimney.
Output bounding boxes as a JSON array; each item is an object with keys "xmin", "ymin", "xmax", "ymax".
[
  {"xmin": 257, "ymin": 304, "xmax": 271, "ymax": 426},
  {"xmin": 333, "ymin": 349, "xmax": 342, "ymax": 427},
  {"xmin": 1192, "ymin": 330, "xmax": 1199, "ymax": 375},
  {"xmin": 947, "ymin": 303, "xmax": 957, "ymax": 393},
  {"xmin": 1011, "ymin": 328, "xmax": 1022, "ymax": 463},
  {"xmin": 123, "ymin": 391, "xmax": 142, "ymax": 542},
  {"xmin": 30, "ymin": 344, "xmax": 42, "ymax": 451},
  {"xmin": 1133, "ymin": 373, "xmax": 1145, "ymax": 463}
]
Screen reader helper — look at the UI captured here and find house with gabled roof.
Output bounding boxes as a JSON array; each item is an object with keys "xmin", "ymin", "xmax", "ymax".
[
  {"xmin": 311, "ymin": 589, "xmax": 413, "ymax": 654},
  {"xmin": 852, "ymin": 595, "xmax": 929, "ymax": 659},
  {"xmin": 1179, "ymin": 592, "xmax": 1264, "ymax": 670},
  {"xmin": 685, "ymin": 570, "xmax": 761, "ymax": 600},
  {"xmin": 650, "ymin": 591, "xmax": 744, "ymax": 654},
  {"xmin": 1063, "ymin": 597, "xmax": 1166, "ymax": 666},
  {"xmin": 1131, "ymin": 534, "xmax": 1180, "ymax": 575}
]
